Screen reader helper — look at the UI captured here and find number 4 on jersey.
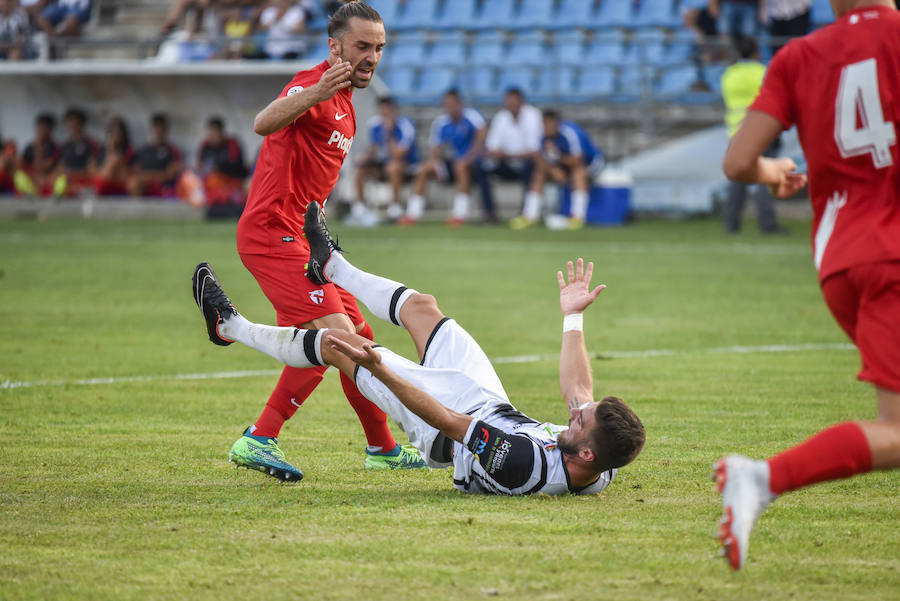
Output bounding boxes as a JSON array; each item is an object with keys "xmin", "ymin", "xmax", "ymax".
[{"xmin": 835, "ymin": 58, "xmax": 897, "ymax": 169}]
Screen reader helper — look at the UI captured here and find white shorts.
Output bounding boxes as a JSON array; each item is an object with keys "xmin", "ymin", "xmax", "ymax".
[{"xmin": 354, "ymin": 318, "xmax": 510, "ymax": 468}]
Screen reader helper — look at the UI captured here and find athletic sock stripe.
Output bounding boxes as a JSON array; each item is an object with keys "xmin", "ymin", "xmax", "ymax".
[
  {"xmin": 302, "ymin": 330, "xmax": 322, "ymax": 366},
  {"xmin": 388, "ymin": 286, "xmax": 408, "ymax": 326}
]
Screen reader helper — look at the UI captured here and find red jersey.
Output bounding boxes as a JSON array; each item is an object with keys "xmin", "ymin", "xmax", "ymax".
[
  {"xmin": 237, "ymin": 61, "xmax": 357, "ymax": 256},
  {"xmin": 750, "ymin": 5, "xmax": 900, "ymax": 282}
]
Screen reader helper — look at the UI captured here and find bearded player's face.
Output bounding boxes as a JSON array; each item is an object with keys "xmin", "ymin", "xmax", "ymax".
[{"xmin": 334, "ymin": 18, "xmax": 386, "ymax": 89}]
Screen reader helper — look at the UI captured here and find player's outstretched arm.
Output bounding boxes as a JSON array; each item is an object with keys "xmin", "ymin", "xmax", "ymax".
[
  {"xmin": 325, "ymin": 335, "xmax": 474, "ymax": 443},
  {"xmin": 557, "ymin": 259, "xmax": 605, "ymax": 412},
  {"xmin": 723, "ymin": 110, "xmax": 807, "ymax": 198},
  {"xmin": 254, "ymin": 61, "xmax": 353, "ymax": 136}
]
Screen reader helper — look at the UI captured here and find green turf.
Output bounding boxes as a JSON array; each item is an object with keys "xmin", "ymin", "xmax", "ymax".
[{"xmin": 1, "ymin": 217, "xmax": 897, "ymax": 601}]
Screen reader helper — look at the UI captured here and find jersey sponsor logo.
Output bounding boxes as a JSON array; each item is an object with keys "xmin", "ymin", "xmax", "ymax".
[
  {"xmin": 327, "ymin": 130, "xmax": 354, "ymax": 155},
  {"xmin": 287, "ymin": 85, "xmax": 304, "ymax": 96},
  {"xmin": 473, "ymin": 427, "xmax": 489, "ymax": 456},
  {"xmin": 489, "ymin": 438, "xmax": 513, "ymax": 473},
  {"xmin": 335, "ymin": 112, "xmax": 349, "ymax": 121},
  {"xmin": 282, "ymin": 236, "xmax": 295, "ymax": 243},
  {"xmin": 309, "ymin": 289, "xmax": 325, "ymax": 305}
]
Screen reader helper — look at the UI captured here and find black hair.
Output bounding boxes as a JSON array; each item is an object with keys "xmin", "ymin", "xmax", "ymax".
[
  {"xmin": 35, "ymin": 113, "xmax": 56, "ymax": 128},
  {"xmin": 542, "ymin": 108, "xmax": 561, "ymax": 120},
  {"xmin": 207, "ymin": 116, "xmax": 224, "ymax": 131},
  {"xmin": 327, "ymin": 0, "xmax": 382, "ymax": 39},
  {"xmin": 107, "ymin": 116, "xmax": 131, "ymax": 153},
  {"xmin": 505, "ymin": 87, "xmax": 524, "ymax": 98},
  {"xmin": 64, "ymin": 107, "xmax": 87, "ymax": 125},
  {"xmin": 151, "ymin": 113, "xmax": 168, "ymax": 127},
  {"xmin": 378, "ymin": 96, "xmax": 395, "ymax": 106},
  {"xmin": 736, "ymin": 35, "xmax": 758, "ymax": 60},
  {"xmin": 444, "ymin": 88, "xmax": 461, "ymax": 100}
]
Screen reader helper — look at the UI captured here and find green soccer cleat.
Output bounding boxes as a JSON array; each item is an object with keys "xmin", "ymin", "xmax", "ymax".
[
  {"xmin": 364, "ymin": 444, "xmax": 428, "ymax": 470},
  {"xmin": 228, "ymin": 428, "xmax": 304, "ymax": 483}
]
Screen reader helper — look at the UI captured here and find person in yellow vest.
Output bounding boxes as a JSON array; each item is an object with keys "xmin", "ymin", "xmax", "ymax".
[{"xmin": 721, "ymin": 36, "xmax": 784, "ymax": 233}]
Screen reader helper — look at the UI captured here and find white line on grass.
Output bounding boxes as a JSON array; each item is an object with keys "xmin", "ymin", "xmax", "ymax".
[{"xmin": 1, "ymin": 343, "xmax": 855, "ymax": 391}]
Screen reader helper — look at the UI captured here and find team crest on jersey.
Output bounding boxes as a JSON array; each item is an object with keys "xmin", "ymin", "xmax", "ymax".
[
  {"xmin": 287, "ymin": 85, "xmax": 304, "ymax": 96},
  {"xmin": 309, "ymin": 289, "xmax": 325, "ymax": 304},
  {"xmin": 327, "ymin": 130, "xmax": 353, "ymax": 156}
]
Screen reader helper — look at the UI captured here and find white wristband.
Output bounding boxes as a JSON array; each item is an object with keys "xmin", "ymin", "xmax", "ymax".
[{"xmin": 563, "ymin": 313, "xmax": 583, "ymax": 333}]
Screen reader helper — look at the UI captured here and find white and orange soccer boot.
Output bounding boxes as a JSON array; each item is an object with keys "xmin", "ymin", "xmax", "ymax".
[{"xmin": 713, "ymin": 455, "xmax": 776, "ymax": 570}]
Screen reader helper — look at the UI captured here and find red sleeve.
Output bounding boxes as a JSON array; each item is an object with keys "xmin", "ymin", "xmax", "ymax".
[
  {"xmin": 749, "ymin": 42, "xmax": 797, "ymax": 130},
  {"xmin": 277, "ymin": 66, "xmax": 323, "ymax": 99}
]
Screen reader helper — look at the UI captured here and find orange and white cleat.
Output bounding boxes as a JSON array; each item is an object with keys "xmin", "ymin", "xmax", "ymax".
[{"xmin": 713, "ymin": 455, "xmax": 776, "ymax": 570}]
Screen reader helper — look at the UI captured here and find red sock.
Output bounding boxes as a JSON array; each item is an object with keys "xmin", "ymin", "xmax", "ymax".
[
  {"xmin": 253, "ymin": 365, "xmax": 326, "ymax": 438},
  {"xmin": 767, "ymin": 422, "xmax": 873, "ymax": 495},
  {"xmin": 341, "ymin": 321, "xmax": 397, "ymax": 451}
]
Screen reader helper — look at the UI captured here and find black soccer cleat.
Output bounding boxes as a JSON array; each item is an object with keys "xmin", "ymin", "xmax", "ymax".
[
  {"xmin": 303, "ymin": 201, "xmax": 343, "ymax": 285},
  {"xmin": 192, "ymin": 262, "xmax": 238, "ymax": 346}
]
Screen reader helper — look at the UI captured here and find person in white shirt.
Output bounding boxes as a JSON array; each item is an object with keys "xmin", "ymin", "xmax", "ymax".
[
  {"xmin": 480, "ymin": 88, "xmax": 543, "ymax": 224},
  {"xmin": 258, "ymin": 0, "xmax": 307, "ymax": 59},
  {"xmin": 766, "ymin": 0, "xmax": 811, "ymax": 54}
]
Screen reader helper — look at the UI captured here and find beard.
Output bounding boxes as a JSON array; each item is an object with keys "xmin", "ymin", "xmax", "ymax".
[
  {"xmin": 556, "ymin": 430, "xmax": 580, "ymax": 456},
  {"xmin": 337, "ymin": 42, "xmax": 375, "ymax": 89}
]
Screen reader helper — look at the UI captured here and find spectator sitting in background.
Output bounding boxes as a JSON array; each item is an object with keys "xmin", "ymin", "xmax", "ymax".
[
  {"xmin": 196, "ymin": 115, "xmax": 246, "ymax": 216},
  {"xmin": 14, "ymin": 112, "xmax": 59, "ymax": 196},
  {"xmin": 350, "ymin": 96, "xmax": 419, "ymax": 227},
  {"xmin": 129, "ymin": 113, "xmax": 182, "ymax": 198},
  {"xmin": 511, "ymin": 110, "xmax": 604, "ymax": 231},
  {"xmin": 19, "ymin": 0, "xmax": 46, "ymax": 22},
  {"xmin": 258, "ymin": 0, "xmax": 307, "ymax": 59},
  {"xmin": 161, "ymin": 0, "xmax": 211, "ymax": 36},
  {"xmin": 93, "ymin": 117, "xmax": 133, "ymax": 197},
  {"xmin": 767, "ymin": 0, "xmax": 811, "ymax": 55},
  {"xmin": 37, "ymin": 0, "xmax": 91, "ymax": 37},
  {"xmin": 220, "ymin": 0, "xmax": 264, "ymax": 59},
  {"xmin": 480, "ymin": 88, "xmax": 543, "ymax": 225},
  {"xmin": 721, "ymin": 36, "xmax": 784, "ymax": 234},
  {"xmin": 0, "ymin": 0, "xmax": 33, "ymax": 59},
  {"xmin": 404, "ymin": 89, "xmax": 488, "ymax": 227},
  {"xmin": 52, "ymin": 106, "xmax": 99, "ymax": 197},
  {"xmin": 0, "ymin": 129, "xmax": 16, "ymax": 192}
]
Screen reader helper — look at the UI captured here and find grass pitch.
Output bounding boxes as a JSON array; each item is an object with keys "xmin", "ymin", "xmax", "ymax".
[{"xmin": 1, "ymin": 217, "xmax": 897, "ymax": 601}]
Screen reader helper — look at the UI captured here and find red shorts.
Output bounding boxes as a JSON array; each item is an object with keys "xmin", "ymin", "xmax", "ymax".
[
  {"xmin": 821, "ymin": 261, "xmax": 900, "ymax": 392},
  {"xmin": 240, "ymin": 252, "xmax": 364, "ymax": 327}
]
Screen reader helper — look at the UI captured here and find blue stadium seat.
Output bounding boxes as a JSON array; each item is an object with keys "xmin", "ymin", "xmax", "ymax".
[
  {"xmin": 594, "ymin": 0, "xmax": 636, "ymax": 29},
  {"xmin": 661, "ymin": 39, "xmax": 693, "ymax": 66},
  {"xmin": 510, "ymin": 0, "xmax": 556, "ymax": 30},
  {"xmin": 628, "ymin": 29, "xmax": 667, "ymax": 65},
  {"xmin": 425, "ymin": 32, "xmax": 467, "ymax": 67},
  {"xmin": 383, "ymin": 32, "xmax": 427, "ymax": 67},
  {"xmin": 497, "ymin": 66, "xmax": 536, "ymax": 94},
  {"xmin": 704, "ymin": 63, "xmax": 727, "ymax": 95},
  {"xmin": 412, "ymin": 67, "xmax": 458, "ymax": 105},
  {"xmin": 393, "ymin": 0, "xmax": 440, "ymax": 31},
  {"xmin": 472, "ymin": 0, "xmax": 517, "ymax": 30},
  {"xmin": 506, "ymin": 32, "xmax": 546, "ymax": 66},
  {"xmin": 435, "ymin": 0, "xmax": 479, "ymax": 31},
  {"xmin": 469, "ymin": 32, "xmax": 506, "ymax": 66},
  {"xmin": 550, "ymin": 31, "xmax": 587, "ymax": 67},
  {"xmin": 365, "ymin": 0, "xmax": 401, "ymax": 26},
  {"xmin": 811, "ymin": 0, "xmax": 835, "ymax": 27},
  {"xmin": 381, "ymin": 67, "xmax": 418, "ymax": 99},
  {"xmin": 656, "ymin": 65, "xmax": 708, "ymax": 102},
  {"xmin": 633, "ymin": 0, "xmax": 680, "ymax": 29},
  {"xmin": 532, "ymin": 67, "xmax": 559, "ymax": 104},
  {"xmin": 549, "ymin": 0, "xmax": 598, "ymax": 30},
  {"xmin": 573, "ymin": 66, "xmax": 617, "ymax": 101},
  {"xmin": 463, "ymin": 66, "xmax": 499, "ymax": 103},
  {"xmin": 585, "ymin": 31, "xmax": 627, "ymax": 66},
  {"xmin": 615, "ymin": 66, "xmax": 653, "ymax": 102}
]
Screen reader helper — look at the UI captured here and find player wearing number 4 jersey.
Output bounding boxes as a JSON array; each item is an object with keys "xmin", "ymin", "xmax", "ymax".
[
  {"xmin": 192, "ymin": 203, "xmax": 645, "ymax": 495},
  {"xmin": 717, "ymin": 0, "xmax": 900, "ymax": 571}
]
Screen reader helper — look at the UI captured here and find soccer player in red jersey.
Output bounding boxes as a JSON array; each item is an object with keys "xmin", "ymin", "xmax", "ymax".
[
  {"xmin": 224, "ymin": 0, "xmax": 425, "ymax": 481},
  {"xmin": 714, "ymin": 0, "xmax": 900, "ymax": 570}
]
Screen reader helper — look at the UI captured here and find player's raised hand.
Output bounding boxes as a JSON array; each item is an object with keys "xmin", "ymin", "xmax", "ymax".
[
  {"xmin": 557, "ymin": 258, "xmax": 606, "ymax": 316},
  {"xmin": 314, "ymin": 60, "xmax": 353, "ymax": 102},
  {"xmin": 764, "ymin": 157, "xmax": 808, "ymax": 198},
  {"xmin": 326, "ymin": 334, "xmax": 383, "ymax": 372}
]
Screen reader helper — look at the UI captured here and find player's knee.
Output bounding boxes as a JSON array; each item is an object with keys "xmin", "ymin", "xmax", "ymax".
[{"xmin": 405, "ymin": 293, "xmax": 440, "ymax": 315}]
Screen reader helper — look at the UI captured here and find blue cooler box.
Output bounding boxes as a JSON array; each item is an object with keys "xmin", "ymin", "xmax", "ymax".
[{"xmin": 558, "ymin": 169, "xmax": 633, "ymax": 225}]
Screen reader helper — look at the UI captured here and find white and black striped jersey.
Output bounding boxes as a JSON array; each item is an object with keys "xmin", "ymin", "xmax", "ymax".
[{"xmin": 452, "ymin": 402, "xmax": 616, "ymax": 496}]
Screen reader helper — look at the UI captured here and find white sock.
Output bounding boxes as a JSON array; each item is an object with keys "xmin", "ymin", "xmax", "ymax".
[
  {"xmin": 324, "ymin": 252, "xmax": 417, "ymax": 328},
  {"xmin": 523, "ymin": 191, "xmax": 542, "ymax": 221},
  {"xmin": 219, "ymin": 313, "xmax": 326, "ymax": 367},
  {"xmin": 407, "ymin": 194, "xmax": 425, "ymax": 219},
  {"xmin": 571, "ymin": 189, "xmax": 589, "ymax": 220},
  {"xmin": 452, "ymin": 193, "xmax": 469, "ymax": 219}
]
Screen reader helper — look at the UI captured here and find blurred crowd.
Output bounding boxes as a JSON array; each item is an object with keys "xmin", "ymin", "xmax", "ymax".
[
  {"xmin": 0, "ymin": 0, "xmax": 92, "ymax": 59},
  {"xmin": 0, "ymin": 109, "xmax": 250, "ymax": 217}
]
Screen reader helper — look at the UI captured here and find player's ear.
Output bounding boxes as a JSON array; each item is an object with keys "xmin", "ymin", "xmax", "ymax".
[
  {"xmin": 578, "ymin": 446, "xmax": 595, "ymax": 464},
  {"xmin": 327, "ymin": 37, "xmax": 339, "ymax": 58}
]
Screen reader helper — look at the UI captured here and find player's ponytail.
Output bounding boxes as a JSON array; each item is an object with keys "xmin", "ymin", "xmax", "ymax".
[{"xmin": 328, "ymin": 0, "xmax": 383, "ymax": 40}]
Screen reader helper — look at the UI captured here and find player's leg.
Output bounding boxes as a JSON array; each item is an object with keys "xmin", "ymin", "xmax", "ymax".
[
  {"xmin": 568, "ymin": 163, "xmax": 589, "ymax": 225},
  {"xmin": 723, "ymin": 181, "xmax": 746, "ymax": 233},
  {"xmin": 449, "ymin": 158, "xmax": 472, "ymax": 225},
  {"xmin": 404, "ymin": 160, "xmax": 435, "ymax": 224},
  {"xmin": 514, "ymin": 158, "xmax": 545, "ymax": 228}
]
